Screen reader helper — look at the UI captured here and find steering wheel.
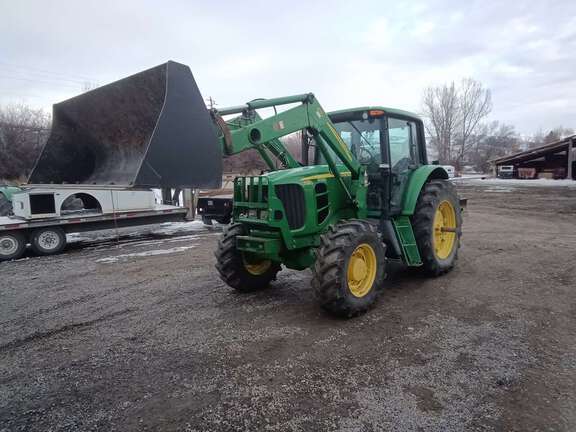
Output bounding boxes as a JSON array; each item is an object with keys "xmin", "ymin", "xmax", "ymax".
[{"xmin": 358, "ymin": 145, "xmax": 377, "ymax": 163}]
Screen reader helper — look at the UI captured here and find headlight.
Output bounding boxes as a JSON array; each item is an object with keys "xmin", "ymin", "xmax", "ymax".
[
  {"xmin": 248, "ymin": 209, "xmax": 258, "ymax": 218},
  {"xmin": 260, "ymin": 210, "xmax": 268, "ymax": 220}
]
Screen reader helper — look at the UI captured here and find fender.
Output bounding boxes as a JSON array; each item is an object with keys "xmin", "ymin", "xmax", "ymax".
[
  {"xmin": 401, "ymin": 166, "xmax": 449, "ymax": 216},
  {"xmin": 0, "ymin": 186, "xmax": 22, "ymax": 202}
]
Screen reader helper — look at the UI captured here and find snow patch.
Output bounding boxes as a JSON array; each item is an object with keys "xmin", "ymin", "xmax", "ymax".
[
  {"xmin": 484, "ymin": 187, "xmax": 514, "ymax": 193},
  {"xmin": 67, "ymin": 233, "xmax": 117, "ymax": 244},
  {"xmin": 96, "ymin": 245, "xmax": 196, "ymax": 263},
  {"xmin": 454, "ymin": 177, "xmax": 576, "ymax": 188},
  {"xmin": 151, "ymin": 221, "xmax": 206, "ymax": 235},
  {"xmin": 66, "ymin": 220, "xmax": 207, "ymax": 245}
]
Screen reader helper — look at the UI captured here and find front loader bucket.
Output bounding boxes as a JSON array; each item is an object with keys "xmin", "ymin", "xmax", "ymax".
[{"xmin": 29, "ymin": 61, "xmax": 222, "ymax": 188}]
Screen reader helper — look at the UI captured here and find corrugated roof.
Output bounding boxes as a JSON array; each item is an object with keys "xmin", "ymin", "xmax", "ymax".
[{"xmin": 490, "ymin": 134, "xmax": 576, "ymax": 165}]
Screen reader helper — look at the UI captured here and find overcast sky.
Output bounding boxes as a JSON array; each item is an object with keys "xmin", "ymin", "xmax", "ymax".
[{"xmin": 1, "ymin": 0, "xmax": 575, "ymax": 134}]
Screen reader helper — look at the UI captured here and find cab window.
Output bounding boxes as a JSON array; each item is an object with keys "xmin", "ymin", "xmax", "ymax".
[
  {"xmin": 332, "ymin": 119, "xmax": 382, "ymax": 165},
  {"xmin": 388, "ymin": 118, "xmax": 419, "ymax": 169}
]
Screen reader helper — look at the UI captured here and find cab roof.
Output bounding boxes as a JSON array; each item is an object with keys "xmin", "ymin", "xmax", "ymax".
[{"xmin": 328, "ymin": 106, "xmax": 421, "ymax": 122}]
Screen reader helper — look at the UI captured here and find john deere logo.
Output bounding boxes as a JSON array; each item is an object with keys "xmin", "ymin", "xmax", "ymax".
[{"xmin": 273, "ymin": 121, "xmax": 285, "ymax": 131}]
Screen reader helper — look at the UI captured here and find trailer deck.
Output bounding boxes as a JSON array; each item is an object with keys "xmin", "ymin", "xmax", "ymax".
[{"xmin": 0, "ymin": 205, "xmax": 187, "ymax": 261}]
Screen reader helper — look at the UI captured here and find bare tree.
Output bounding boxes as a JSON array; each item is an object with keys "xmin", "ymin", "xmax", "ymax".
[
  {"xmin": 81, "ymin": 81, "xmax": 99, "ymax": 92},
  {"xmin": 544, "ymin": 126, "xmax": 574, "ymax": 144},
  {"xmin": 422, "ymin": 82, "xmax": 459, "ymax": 163},
  {"xmin": 469, "ymin": 121, "xmax": 518, "ymax": 172},
  {"xmin": 455, "ymin": 78, "xmax": 492, "ymax": 168},
  {"xmin": 524, "ymin": 126, "xmax": 574, "ymax": 149},
  {"xmin": 0, "ymin": 103, "xmax": 51, "ymax": 181},
  {"xmin": 422, "ymin": 78, "xmax": 492, "ymax": 168}
]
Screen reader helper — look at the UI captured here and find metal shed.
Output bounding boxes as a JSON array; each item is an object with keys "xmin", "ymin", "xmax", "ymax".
[{"xmin": 491, "ymin": 135, "xmax": 576, "ymax": 180}]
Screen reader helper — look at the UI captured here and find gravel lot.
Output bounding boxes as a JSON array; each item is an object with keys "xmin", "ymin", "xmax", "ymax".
[{"xmin": 1, "ymin": 181, "xmax": 575, "ymax": 431}]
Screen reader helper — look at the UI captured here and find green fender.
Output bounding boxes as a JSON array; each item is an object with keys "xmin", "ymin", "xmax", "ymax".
[
  {"xmin": 0, "ymin": 186, "xmax": 22, "ymax": 202},
  {"xmin": 401, "ymin": 166, "xmax": 449, "ymax": 216}
]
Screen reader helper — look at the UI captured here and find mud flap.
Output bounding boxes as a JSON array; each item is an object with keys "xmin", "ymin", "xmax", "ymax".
[{"xmin": 29, "ymin": 61, "xmax": 222, "ymax": 188}]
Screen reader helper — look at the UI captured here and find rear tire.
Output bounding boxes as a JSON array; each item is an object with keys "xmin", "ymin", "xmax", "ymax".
[
  {"xmin": 312, "ymin": 219, "xmax": 386, "ymax": 318},
  {"xmin": 215, "ymin": 223, "xmax": 281, "ymax": 292},
  {"xmin": 412, "ymin": 179, "xmax": 462, "ymax": 276},
  {"xmin": 202, "ymin": 216, "xmax": 213, "ymax": 225},
  {"xmin": 0, "ymin": 231, "xmax": 27, "ymax": 261},
  {"xmin": 30, "ymin": 227, "xmax": 67, "ymax": 256}
]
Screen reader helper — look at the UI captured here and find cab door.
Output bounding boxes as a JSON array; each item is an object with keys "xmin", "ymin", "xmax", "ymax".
[{"xmin": 386, "ymin": 117, "xmax": 421, "ymax": 215}]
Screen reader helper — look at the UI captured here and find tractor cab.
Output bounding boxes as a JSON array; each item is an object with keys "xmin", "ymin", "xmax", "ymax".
[{"xmin": 323, "ymin": 107, "xmax": 428, "ymax": 216}]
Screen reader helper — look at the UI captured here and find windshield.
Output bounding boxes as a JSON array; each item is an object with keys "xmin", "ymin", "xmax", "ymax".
[{"xmin": 319, "ymin": 118, "xmax": 382, "ymax": 166}]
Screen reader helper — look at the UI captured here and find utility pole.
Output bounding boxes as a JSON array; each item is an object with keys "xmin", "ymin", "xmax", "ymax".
[
  {"xmin": 183, "ymin": 188, "xmax": 197, "ymax": 221},
  {"xmin": 568, "ymin": 137, "xmax": 574, "ymax": 180},
  {"xmin": 206, "ymin": 96, "xmax": 216, "ymax": 109}
]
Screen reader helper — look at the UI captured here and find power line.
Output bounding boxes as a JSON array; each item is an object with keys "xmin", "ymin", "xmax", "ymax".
[
  {"xmin": 0, "ymin": 91, "xmax": 46, "ymax": 99},
  {"xmin": 0, "ymin": 61, "xmax": 96, "ymax": 82},
  {"xmin": 0, "ymin": 66, "xmax": 87, "ymax": 85},
  {"xmin": 0, "ymin": 75, "xmax": 81, "ymax": 89}
]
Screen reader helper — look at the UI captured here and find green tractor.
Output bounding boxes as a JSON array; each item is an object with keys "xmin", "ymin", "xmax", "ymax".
[{"xmin": 211, "ymin": 93, "xmax": 462, "ymax": 317}]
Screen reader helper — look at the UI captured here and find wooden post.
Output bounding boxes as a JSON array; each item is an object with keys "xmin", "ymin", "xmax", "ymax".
[
  {"xmin": 568, "ymin": 138, "xmax": 574, "ymax": 180},
  {"xmin": 161, "ymin": 188, "xmax": 173, "ymax": 205},
  {"xmin": 182, "ymin": 188, "xmax": 196, "ymax": 221}
]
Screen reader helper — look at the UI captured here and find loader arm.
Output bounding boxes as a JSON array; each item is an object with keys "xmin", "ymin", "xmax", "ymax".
[
  {"xmin": 219, "ymin": 110, "xmax": 301, "ymax": 170},
  {"xmin": 212, "ymin": 93, "xmax": 363, "ymax": 202}
]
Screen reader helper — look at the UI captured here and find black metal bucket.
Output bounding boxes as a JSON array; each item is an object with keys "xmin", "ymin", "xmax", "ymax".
[{"xmin": 29, "ymin": 61, "xmax": 222, "ymax": 188}]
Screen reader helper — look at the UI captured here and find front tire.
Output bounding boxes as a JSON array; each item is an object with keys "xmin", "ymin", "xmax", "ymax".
[
  {"xmin": 30, "ymin": 227, "xmax": 67, "ymax": 256},
  {"xmin": 215, "ymin": 223, "xmax": 281, "ymax": 292},
  {"xmin": 312, "ymin": 220, "xmax": 386, "ymax": 318},
  {"xmin": 412, "ymin": 179, "xmax": 462, "ymax": 275}
]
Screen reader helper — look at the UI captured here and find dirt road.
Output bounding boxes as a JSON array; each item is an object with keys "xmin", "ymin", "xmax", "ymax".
[{"xmin": 1, "ymin": 181, "xmax": 575, "ymax": 431}]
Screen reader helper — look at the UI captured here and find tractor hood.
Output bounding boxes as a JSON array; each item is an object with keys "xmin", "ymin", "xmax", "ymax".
[
  {"xmin": 263, "ymin": 165, "xmax": 351, "ymax": 184},
  {"xmin": 29, "ymin": 61, "xmax": 222, "ymax": 188}
]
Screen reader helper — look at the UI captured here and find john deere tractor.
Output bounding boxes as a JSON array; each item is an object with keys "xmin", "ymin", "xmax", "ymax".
[
  {"xmin": 210, "ymin": 94, "xmax": 462, "ymax": 317},
  {"xmin": 33, "ymin": 61, "xmax": 461, "ymax": 318}
]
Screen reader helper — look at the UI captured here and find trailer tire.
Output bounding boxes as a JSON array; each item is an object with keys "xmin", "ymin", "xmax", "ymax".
[
  {"xmin": 30, "ymin": 227, "xmax": 67, "ymax": 256},
  {"xmin": 312, "ymin": 219, "xmax": 386, "ymax": 318},
  {"xmin": 0, "ymin": 231, "xmax": 27, "ymax": 261},
  {"xmin": 215, "ymin": 223, "xmax": 281, "ymax": 292}
]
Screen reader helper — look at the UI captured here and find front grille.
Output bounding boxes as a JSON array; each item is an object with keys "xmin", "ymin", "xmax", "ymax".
[
  {"xmin": 234, "ymin": 176, "xmax": 269, "ymax": 203},
  {"xmin": 233, "ymin": 176, "xmax": 269, "ymax": 221},
  {"xmin": 275, "ymin": 184, "xmax": 305, "ymax": 229},
  {"xmin": 314, "ymin": 182, "xmax": 329, "ymax": 224}
]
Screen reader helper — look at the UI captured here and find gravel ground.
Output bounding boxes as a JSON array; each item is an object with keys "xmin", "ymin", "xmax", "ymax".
[{"xmin": 1, "ymin": 181, "xmax": 575, "ymax": 431}]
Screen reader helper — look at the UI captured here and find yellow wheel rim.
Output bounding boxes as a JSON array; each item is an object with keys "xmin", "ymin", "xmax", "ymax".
[
  {"xmin": 347, "ymin": 243, "xmax": 378, "ymax": 298},
  {"xmin": 433, "ymin": 200, "xmax": 457, "ymax": 260},
  {"xmin": 243, "ymin": 256, "xmax": 272, "ymax": 275}
]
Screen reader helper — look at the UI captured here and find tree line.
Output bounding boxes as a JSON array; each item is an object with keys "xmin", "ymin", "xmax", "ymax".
[
  {"xmin": 0, "ymin": 103, "xmax": 51, "ymax": 182},
  {"xmin": 422, "ymin": 78, "xmax": 573, "ymax": 172}
]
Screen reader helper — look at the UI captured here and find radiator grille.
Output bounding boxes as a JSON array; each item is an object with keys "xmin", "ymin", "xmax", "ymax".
[{"xmin": 275, "ymin": 184, "xmax": 305, "ymax": 229}]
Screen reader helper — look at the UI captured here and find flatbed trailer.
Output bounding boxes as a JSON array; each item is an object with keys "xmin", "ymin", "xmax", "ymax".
[{"xmin": 0, "ymin": 204, "xmax": 187, "ymax": 262}]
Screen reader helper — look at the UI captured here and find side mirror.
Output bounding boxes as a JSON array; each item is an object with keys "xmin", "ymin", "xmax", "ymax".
[{"xmin": 432, "ymin": 160, "xmax": 440, "ymax": 165}]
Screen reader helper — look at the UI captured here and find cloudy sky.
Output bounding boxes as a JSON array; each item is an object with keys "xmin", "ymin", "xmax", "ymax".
[{"xmin": 1, "ymin": 0, "xmax": 575, "ymax": 134}]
